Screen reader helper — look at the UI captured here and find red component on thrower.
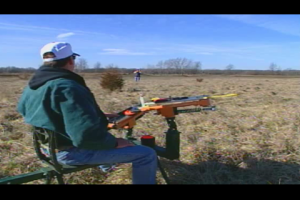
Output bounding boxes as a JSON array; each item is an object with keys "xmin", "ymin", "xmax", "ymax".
[{"xmin": 123, "ymin": 110, "xmax": 136, "ymax": 116}]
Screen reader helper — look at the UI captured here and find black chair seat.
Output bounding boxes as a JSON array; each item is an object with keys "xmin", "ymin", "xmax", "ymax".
[{"xmin": 32, "ymin": 127, "xmax": 101, "ymax": 184}]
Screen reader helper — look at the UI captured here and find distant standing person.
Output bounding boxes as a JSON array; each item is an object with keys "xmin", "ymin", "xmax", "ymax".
[{"xmin": 134, "ymin": 69, "xmax": 141, "ymax": 82}]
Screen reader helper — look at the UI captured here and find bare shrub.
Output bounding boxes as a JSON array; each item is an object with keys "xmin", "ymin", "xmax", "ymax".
[{"xmin": 99, "ymin": 68, "xmax": 124, "ymax": 92}]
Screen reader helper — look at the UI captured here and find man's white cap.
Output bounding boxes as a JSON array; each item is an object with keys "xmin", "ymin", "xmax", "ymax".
[{"xmin": 40, "ymin": 42, "xmax": 80, "ymax": 62}]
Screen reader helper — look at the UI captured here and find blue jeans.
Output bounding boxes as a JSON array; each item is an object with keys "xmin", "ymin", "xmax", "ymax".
[{"xmin": 56, "ymin": 145, "xmax": 157, "ymax": 184}]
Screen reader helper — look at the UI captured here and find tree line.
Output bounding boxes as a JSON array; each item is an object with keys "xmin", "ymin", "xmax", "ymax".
[{"xmin": 0, "ymin": 58, "xmax": 298, "ymax": 76}]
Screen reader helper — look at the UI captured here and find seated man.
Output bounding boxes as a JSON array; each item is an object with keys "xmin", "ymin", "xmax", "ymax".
[{"xmin": 17, "ymin": 42, "xmax": 157, "ymax": 184}]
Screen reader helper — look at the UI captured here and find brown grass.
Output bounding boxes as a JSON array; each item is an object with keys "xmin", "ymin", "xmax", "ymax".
[{"xmin": 1, "ymin": 74, "xmax": 300, "ymax": 184}]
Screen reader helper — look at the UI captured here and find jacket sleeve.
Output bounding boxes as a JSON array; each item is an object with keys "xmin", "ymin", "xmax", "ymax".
[{"xmin": 54, "ymin": 84, "xmax": 117, "ymax": 150}]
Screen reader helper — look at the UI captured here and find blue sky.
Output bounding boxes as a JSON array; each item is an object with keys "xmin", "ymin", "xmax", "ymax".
[{"xmin": 0, "ymin": 14, "xmax": 299, "ymax": 70}]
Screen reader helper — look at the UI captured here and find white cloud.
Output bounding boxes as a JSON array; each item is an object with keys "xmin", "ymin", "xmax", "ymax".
[
  {"xmin": 195, "ymin": 52, "xmax": 213, "ymax": 55},
  {"xmin": 99, "ymin": 48, "xmax": 154, "ymax": 55},
  {"xmin": 159, "ymin": 44, "xmax": 239, "ymax": 55},
  {"xmin": 222, "ymin": 53, "xmax": 265, "ymax": 61},
  {"xmin": 57, "ymin": 32, "xmax": 75, "ymax": 39},
  {"xmin": 0, "ymin": 22, "xmax": 117, "ymax": 38},
  {"xmin": 216, "ymin": 14, "xmax": 300, "ymax": 37},
  {"xmin": 157, "ymin": 42, "xmax": 284, "ymax": 56},
  {"xmin": 0, "ymin": 22, "xmax": 68, "ymax": 33}
]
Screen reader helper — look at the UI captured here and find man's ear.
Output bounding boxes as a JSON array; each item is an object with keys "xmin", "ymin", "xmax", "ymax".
[{"xmin": 68, "ymin": 57, "xmax": 75, "ymax": 65}]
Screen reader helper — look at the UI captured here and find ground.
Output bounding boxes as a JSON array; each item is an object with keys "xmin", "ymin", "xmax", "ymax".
[{"xmin": 1, "ymin": 73, "xmax": 300, "ymax": 184}]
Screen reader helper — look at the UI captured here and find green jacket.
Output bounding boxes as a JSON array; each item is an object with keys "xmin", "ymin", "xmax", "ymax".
[{"xmin": 17, "ymin": 70, "xmax": 117, "ymax": 150}]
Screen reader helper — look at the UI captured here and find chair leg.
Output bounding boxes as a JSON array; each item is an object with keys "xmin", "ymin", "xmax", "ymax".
[
  {"xmin": 157, "ymin": 157, "xmax": 171, "ymax": 184},
  {"xmin": 55, "ymin": 172, "xmax": 65, "ymax": 184},
  {"xmin": 44, "ymin": 171, "xmax": 53, "ymax": 184}
]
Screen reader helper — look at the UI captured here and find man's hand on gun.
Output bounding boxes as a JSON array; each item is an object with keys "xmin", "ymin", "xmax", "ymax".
[{"xmin": 105, "ymin": 113, "xmax": 134, "ymax": 148}]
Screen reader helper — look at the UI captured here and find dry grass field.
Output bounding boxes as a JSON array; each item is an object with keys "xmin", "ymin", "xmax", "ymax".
[{"xmin": 1, "ymin": 73, "xmax": 300, "ymax": 184}]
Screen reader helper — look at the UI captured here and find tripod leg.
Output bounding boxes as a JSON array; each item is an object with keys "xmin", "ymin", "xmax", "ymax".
[{"xmin": 157, "ymin": 157, "xmax": 171, "ymax": 184}]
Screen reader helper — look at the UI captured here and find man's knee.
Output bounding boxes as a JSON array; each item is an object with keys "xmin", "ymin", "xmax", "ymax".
[{"xmin": 138, "ymin": 145, "xmax": 157, "ymax": 158}]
